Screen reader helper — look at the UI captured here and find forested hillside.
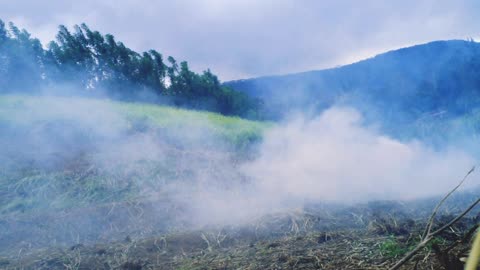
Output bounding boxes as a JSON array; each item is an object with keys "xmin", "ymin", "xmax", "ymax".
[
  {"xmin": 0, "ymin": 20, "xmax": 263, "ymax": 119},
  {"xmin": 227, "ymin": 40, "xmax": 480, "ymax": 132}
]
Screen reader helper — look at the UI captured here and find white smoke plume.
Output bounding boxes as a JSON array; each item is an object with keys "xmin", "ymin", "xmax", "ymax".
[
  {"xmin": 243, "ymin": 107, "xmax": 476, "ymax": 203},
  {"xmin": 183, "ymin": 107, "xmax": 478, "ymax": 226}
]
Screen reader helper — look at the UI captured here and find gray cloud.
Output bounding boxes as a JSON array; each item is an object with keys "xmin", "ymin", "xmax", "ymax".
[{"xmin": 1, "ymin": 0, "xmax": 479, "ymax": 80}]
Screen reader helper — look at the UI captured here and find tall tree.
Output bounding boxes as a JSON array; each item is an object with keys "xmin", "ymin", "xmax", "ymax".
[{"xmin": 0, "ymin": 21, "xmax": 263, "ymax": 119}]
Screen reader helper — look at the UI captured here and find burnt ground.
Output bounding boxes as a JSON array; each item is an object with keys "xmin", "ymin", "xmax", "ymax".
[
  {"xmin": 2, "ymin": 97, "xmax": 479, "ymax": 269},
  {"xmin": 1, "ymin": 197, "xmax": 479, "ymax": 270}
]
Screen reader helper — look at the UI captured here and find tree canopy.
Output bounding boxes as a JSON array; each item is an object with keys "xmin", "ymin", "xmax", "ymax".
[{"xmin": 0, "ymin": 20, "xmax": 263, "ymax": 119}]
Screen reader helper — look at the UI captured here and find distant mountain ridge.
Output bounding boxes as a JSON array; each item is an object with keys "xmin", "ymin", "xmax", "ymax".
[{"xmin": 225, "ymin": 40, "xmax": 480, "ymax": 142}]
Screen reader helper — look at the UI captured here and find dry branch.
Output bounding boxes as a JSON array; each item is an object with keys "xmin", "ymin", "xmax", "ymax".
[
  {"xmin": 421, "ymin": 166, "xmax": 475, "ymax": 239},
  {"xmin": 389, "ymin": 166, "xmax": 478, "ymax": 270}
]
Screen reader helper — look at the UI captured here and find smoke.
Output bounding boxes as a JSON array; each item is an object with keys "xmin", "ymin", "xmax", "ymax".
[
  {"xmin": 180, "ymin": 107, "xmax": 477, "ymax": 225},
  {"xmin": 0, "ymin": 94, "xmax": 478, "ymax": 254},
  {"xmin": 242, "ymin": 107, "xmax": 476, "ymax": 204},
  {"xmin": 0, "ymin": 94, "xmax": 239, "ymax": 251}
]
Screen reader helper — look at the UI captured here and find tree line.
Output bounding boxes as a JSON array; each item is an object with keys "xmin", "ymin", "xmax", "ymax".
[{"xmin": 0, "ymin": 20, "xmax": 264, "ymax": 119}]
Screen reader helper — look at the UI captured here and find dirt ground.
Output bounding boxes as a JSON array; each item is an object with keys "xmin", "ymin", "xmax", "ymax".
[{"xmin": 1, "ymin": 198, "xmax": 479, "ymax": 270}]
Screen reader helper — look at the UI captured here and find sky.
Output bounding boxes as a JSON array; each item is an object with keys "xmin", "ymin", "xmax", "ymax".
[{"xmin": 1, "ymin": 0, "xmax": 480, "ymax": 80}]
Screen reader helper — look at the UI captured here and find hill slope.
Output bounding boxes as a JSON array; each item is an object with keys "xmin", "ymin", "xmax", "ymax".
[
  {"xmin": 226, "ymin": 40, "xmax": 480, "ymax": 140},
  {"xmin": 0, "ymin": 95, "xmax": 268, "ymax": 253}
]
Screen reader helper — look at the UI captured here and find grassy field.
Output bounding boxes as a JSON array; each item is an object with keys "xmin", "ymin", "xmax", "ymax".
[
  {"xmin": 0, "ymin": 94, "xmax": 272, "ymax": 256},
  {"xmin": 0, "ymin": 94, "xmax": 270, "ymax": 212},
  {"xmin": 1, "ymin": 95, "xmax": 479, "ymax": 269},
  {"xmin": 0, "ymin": 94, "xmax": 270, "ymax": 148}
]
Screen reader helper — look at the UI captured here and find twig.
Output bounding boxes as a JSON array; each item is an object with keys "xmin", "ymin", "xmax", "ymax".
[
  {"xmin": 430, "ymin": 198, "xmax": 480, "ymax": 236},
  {"xmin": 444, "ymin": 224, "xmax": 479, "ymax": 253},
  {"xmin": 422, "ymin": 166, "xmax": 475, "ymax": 239},
  {"xmin": 389, "ymin": 167, "xmax": 478, "ymax": 270}
]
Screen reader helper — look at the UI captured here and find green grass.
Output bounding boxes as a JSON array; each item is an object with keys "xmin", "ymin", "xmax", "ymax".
[
  {"xmin": 378, "ymin": 236, "xmax": 408, "ymax": 258},
  {"xmin": 0, "ymin": 94, "xmax": 271, "ymax": 216},
  {"xmin": 0, "ymin": 94, "xmax": 270, "ymax": 148},
  {"xmin": 117, "ymin": 101, "xmax": 269, "ymax": 150}
]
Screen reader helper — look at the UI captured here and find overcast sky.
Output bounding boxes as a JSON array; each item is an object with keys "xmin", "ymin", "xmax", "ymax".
[{"xmin": 1, "ymin": 0, "xmax": 479, "ymax": 80}]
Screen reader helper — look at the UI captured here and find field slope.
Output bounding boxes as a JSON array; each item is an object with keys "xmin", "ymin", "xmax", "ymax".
[{"xmin": 0, "ymin": 94, "xmax": 269, "ymax": 255}]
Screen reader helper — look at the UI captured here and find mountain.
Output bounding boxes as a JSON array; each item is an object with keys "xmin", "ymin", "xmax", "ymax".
[{"xmin": 226, "ymin": 40, "xmax": 480, "ymax": 141}]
